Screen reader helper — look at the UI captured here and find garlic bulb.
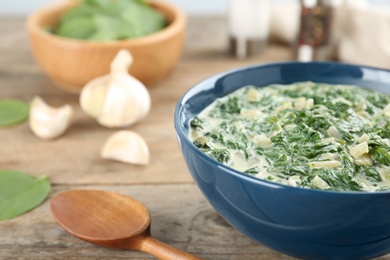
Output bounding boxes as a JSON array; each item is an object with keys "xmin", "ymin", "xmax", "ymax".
[
  {"xmin": 101, "ymin": 130, "xmax": 149, "ymax": 165},
  {"xmin": 80, "ymin": 49, "xmax": 151, "ymax": 128},
  {"xmin": 29, "ymin": 96, "xmax": 73, "ymax": 140}
]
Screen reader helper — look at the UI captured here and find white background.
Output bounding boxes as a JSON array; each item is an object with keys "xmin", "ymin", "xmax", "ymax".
[{"xmin": 0, "ymin": 0, "xmax": 389, "ymax": 15}]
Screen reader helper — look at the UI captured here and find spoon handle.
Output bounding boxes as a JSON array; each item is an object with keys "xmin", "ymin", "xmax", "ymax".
[{"xmin": 138, "ymin": 235, "xmax": 202, "ymax": 260}]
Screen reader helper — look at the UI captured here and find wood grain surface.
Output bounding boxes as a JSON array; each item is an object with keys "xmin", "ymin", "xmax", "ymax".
[{"xmin": 1, "ymin": 15, "xmax": 386, "ymax": 260}]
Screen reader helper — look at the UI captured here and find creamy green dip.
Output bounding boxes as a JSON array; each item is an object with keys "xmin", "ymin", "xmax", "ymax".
[{"xmin": 189, "ymin": 82, "xmax": 390, "ymax": 192}]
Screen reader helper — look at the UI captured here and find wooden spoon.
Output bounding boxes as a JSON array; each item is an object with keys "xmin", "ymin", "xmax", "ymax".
[{"xmin": 50, "ymin": 190, "xmax": 201, "ymax": 260}]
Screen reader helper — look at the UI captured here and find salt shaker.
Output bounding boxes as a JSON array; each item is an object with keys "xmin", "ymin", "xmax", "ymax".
[{"xmin": 228, "ymin": 0, "xmax": 270, "ymax": 59}]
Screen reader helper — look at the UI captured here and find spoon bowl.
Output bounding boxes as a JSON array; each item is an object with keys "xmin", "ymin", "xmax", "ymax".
[{"xmin": 50, "ymin": 190, "xmax": 200, "ymax": 260}]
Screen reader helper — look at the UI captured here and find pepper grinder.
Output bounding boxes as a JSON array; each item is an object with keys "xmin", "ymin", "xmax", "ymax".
[
  {"xmin": 297, "ymin": 0, "xmax": 339, "ymax": 61},
  {"xmin": 228, "ymin": 0, "xmax": 270, "ymax": 59}
]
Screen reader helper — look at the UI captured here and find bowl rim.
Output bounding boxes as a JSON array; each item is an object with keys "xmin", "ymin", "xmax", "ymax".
[
  {"xmin": 174, "ymin": 60, "xmax": 390, "ymax": 196},
  {"xmin": 26, "ymin": 0, "xmax": 186, "ymax": 47}
]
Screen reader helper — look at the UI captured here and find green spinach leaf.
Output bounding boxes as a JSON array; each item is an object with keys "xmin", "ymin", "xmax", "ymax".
[
  {"xmin": 0, "ymin": 99, "xmax": 29, "ymax": 127},
  {"xmin": 0, "ymin": 170, "xmax": 51, "ymax": 221},
  {"xmin": 53, "ymin": 0, "xmax": 166, "ymax": 41}
]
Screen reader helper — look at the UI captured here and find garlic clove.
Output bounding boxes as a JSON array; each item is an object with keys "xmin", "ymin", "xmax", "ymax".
[
  {"xmin": 110, "ymin": 49, "xmax": 133, "ymax": 74},
  {"xmin": 79, "ymin": 76, "xmax": 110, "ymax": 119},
  {"xmin": 79, "ymin": 49, "xmax": 151, "ymax": 128},
  {"xmin": 101, "ymin": 130, "xmax": 149, "ymax": 165},
  {"xmin": 29, "ymin": 96, "xmax": 73, "ymax": 140}
]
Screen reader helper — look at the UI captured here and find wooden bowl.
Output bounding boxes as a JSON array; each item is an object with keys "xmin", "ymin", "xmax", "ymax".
[{"xmin": 27, "ymin": 0, "xmax": 186, "ymax": 93}]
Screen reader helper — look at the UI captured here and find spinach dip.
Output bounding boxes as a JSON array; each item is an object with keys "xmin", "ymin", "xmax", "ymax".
[{"xmin": 189, "ymin": 82, "xmax": 390, "ymax": 192}]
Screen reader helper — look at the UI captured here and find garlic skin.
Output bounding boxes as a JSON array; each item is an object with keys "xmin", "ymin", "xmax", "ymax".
[
  {"xmin": 80, "ymin": 50, "xmax": 151, "ymax": 128},
  {"xmin": 101, "ymin": 130, "xmax": 149, "ymax": 165},
  {"xmin": 29, "ymin": 96, "xmax": 73, "ymax": 140}
]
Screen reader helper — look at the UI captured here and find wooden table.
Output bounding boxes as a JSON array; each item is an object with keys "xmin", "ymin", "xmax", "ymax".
[{"xmin": 0, "ymin": 15, "xmax": 385, "ymax": 260}]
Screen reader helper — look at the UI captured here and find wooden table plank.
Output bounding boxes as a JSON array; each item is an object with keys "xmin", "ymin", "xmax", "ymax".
[
  {"xmin": 0, "ymin": 185, "xmax": 292, "ymax": 260},
  {"xmin": 0, "ymin": 16, "xmax": 293, "ymax": 186}
]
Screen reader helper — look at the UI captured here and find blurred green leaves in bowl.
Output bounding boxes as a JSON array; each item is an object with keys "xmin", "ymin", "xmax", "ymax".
[{"xmin": 51, "ymin": 0, "xmax": 167, "ymax": 41}]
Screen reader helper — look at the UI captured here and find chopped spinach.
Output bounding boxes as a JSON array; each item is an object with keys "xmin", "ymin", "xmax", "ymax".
[
  {"xmin": 244, "ymin": 166, "xmax": 261, "ymax": 175},
  {"xmin": 371, "ymin": 147, "xmax": 390, "ymax": 166},
  {"xmin": 190, "ymin": 117, "xmax": 206, "ymax": 130},
  {"xmin": 208, "ymin": 149, "xmax": 231, "ymax": 164}
]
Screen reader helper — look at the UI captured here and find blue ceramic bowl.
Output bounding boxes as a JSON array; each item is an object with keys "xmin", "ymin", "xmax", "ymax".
[{"xmin": 174, "ymin": 62, "xmax": 390, "ymax": 260}]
